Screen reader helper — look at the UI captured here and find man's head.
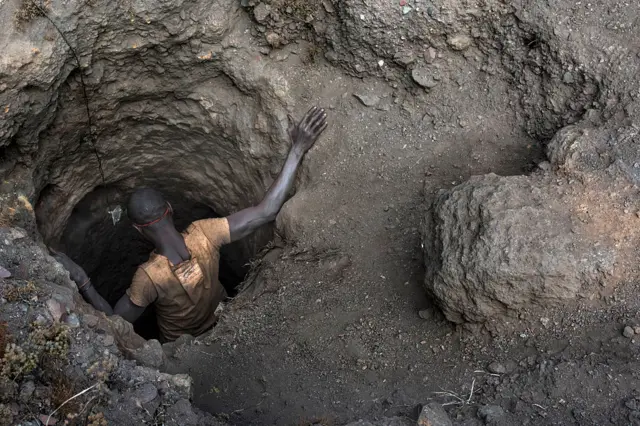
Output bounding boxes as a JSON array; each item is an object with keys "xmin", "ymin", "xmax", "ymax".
[{"xmin": 127, "ymin": 188, "xmax": 174, "ymax": 236}]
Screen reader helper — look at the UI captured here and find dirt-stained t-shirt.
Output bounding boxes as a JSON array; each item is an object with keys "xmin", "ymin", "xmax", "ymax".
[{"xmin": 126, "ymin": 218, "xmax": 231, "ymax": 342}]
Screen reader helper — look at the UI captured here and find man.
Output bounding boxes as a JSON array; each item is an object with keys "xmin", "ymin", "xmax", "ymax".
[{"xmin": 52, "ymin": 106, "xmax": 328, "ymax": 342}]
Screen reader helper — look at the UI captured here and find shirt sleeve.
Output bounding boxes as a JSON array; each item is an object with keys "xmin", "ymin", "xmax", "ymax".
[
  {"xmin": 192, "ymin": 218, "xmax": 231, "ymax": 247},
  {"xmin": 126, "ymin": 267, "xmax": 158, "ymax": 308}
]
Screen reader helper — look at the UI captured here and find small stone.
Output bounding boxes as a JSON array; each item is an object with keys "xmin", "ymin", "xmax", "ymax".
[
  {"xmin": 563, "ymin": 71, "xmax": 575, "ymax": 84},
  {"xmin": 0, "ymin": 266, "xmax": 11, "ymax": 278},
  {"xmin": 34, "ymin": 314, "xmax": 48, "ymax": 326},
  {"xmin": 487, "ymin": 362, "xmax": 506, "ymax": 374},
  {"xmin": 447, "ymin": 34, "xmax": 473, "ymax": 51},
  {"xmin": 46, "ymin": 298, "xmax": 64, "ymax": 322},
  {"xmin": 253, "ymin": 3, "xmax": 270, "ymax": 22},
  {"xmin": 402, "ymin": 5, "xmax": 412, "ymax": 14},
  {"xmin": 418, "ymin": 402, "xmax": 452, "ymax": 426},
  {"xmin": 83, "ymin": 314, "xmax": 99, "ymax": 328},
  {"xmin": 394, "ymin": 51, "xmax": 416, "ymax": 66},
  {"xmin": 539, "ymin": 317, "xmax": 550, "ymax": 328},
  {"xmin": 418, "ymin": 309, "xmax": 434, "ymax": 320},
  {"xmin": 623, "ymin": 326, "xmax": 635, "ymax": 338},
  {"xmin": 626, "ymin": 398, "xmax": 640, "ymax": 411},
  {"xmin": 538, "ymin": 161, "xmax": 551, "ymax": 172},
  {"xmin": 39, "ymin": 414, "xmax": 58, "ymax": 425},
  {"xmin": 20, "ymin": 381, "xmax": 35, "ymax": 402},
  {"xmin": 634, "ymin": 326, "xmax": 640, "ymax": 335},
  {"xmin": 135, "ymin": 383, "xmax": 158, "ymax": 404},
  {"xmin": 65, "ymin": 313, "xmax": 80, "ymax": 328},
  {"xmin": 132, "ymin": 339, "xmax": 166, "ymax": 368},
  {"xmin": 477, "ymin": 405, "xmax": 505, "ymax": 423},
  {"xmin": 412, "ymin": 67, "xmax": 439, "ymax": 89},
  {"xmin": 355, "ymin": 64, "xmax": 365, "ymax": 73},
  {"xmin": 354, "ymin": 93, "xmax": 381, "ymax": 107},
  {"xmin": 424, "ymin": 47, "xmax": 437, "ymax": 63},
  {"xmin": 322, "ymin": 0, "xmax": 335, "ymax": 13},
  {"xmin": 265, "ymin": 32, "xmax": 282, "ymax": 48},
  {"xmin": 103, "ymin": 335, "xmax": 115, "ymax": 346}
]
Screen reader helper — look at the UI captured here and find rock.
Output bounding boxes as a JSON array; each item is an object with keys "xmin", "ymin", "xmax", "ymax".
[
  {"xmin": 131, "ymin": 339, "xmax": 166, "ymax": 368},
  {"xmin": 19, "ymin": 381, "xmax": 35, "ymax": 402},
  {"xmin": 563, "ymin": 71, "xmax": 575, "ymax": 84},
  {"xmin": 354, "ymin": 93, "xmax": 381, "ymax": 107},
  {"xmin": 134, "ymin": 383, "xmax": 158, "ymax": 404},
  {"xmin": 417, "ymin": 403, "xmax": 452, "ymax": 426},
  {"xmin": 634, "ymin": 326, "xmax": 640, "ymax": 335},
  {"xmin": 447, "ymin": 34, "xmax": 473, "ymax": 51},
  {"xmin": 394, "ymin": 51, "xmax": 416, "ymax": 66},
  {"xmin": 487, "ymin": 362, "xmax": 506, "ymax": 374},
  {"xmin": 623, "ymin": 326, "xmax": 635, "ymax": 338},
  {"xmin": 162, "ymin": 334, "xmax": 194, "ymax": 359},
  {"xmin": 477, "ymin": 405, "xmax": 505, "ymax": 423},
  {"xmin": 626, "ymin": 398, "xmax": 640, "ymax": 411},
  {"xmin": 322, "ymin": 0, "xmax": 335, "ymax": 13},
  {"xmin": 46, "ymin": 298, "xmax": 65, "ymax": 322},
  {"xmin": 265, "ymin": 32, "xmax": 282, "ymax": 47},
  {"xmin": 253, "ymin": 3, "xmax": 270, "ymax": 22},
  {"xmin": 0, "ymin": 266, "xmax": 11, "ymax": 278},
  {"xmin": 424, "ymin": 47, "xmax": 437, "ymax": 63},
  {"xmin": 103, "ymin": 335, "xmax": 115, "ymax": 346},
  {"xmin": 166, "ymin": 399, "xmax": 199, "ymax": 426},
  {"xmin": 538, "ymin": 161, "xmax": 551, "ymax": 172},
  {"xmin": 418, "ymin": 308, "xmax": 434, "ymax": 320},
  {"xmin": 1, "ymin": 228, "xmax": 27, "ymax": 242},
  {"xmin": 422, "ymin": 173, "xmax": 620, "ymax": 324},
  {"xmin": 412, "ymin": 68, "xmax": 439, "ymax": 89},
  {"xmin": 83, "ymin": 314, "xmax": 99, "ymax": 328},
  {"xmin": 39, "ymin": 414, "xmax": 59, "ymax": 425},
  {"xmin": 65, "ymin": 313, "xmax": 80, "ymax": 328}
]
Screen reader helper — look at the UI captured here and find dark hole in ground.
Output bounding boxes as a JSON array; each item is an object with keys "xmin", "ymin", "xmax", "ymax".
[{"xmin": 57, "ymin": 186, "xmax": 252, "ymax": 340}]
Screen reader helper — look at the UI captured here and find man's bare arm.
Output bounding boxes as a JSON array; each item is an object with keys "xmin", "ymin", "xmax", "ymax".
[
  {"xmin": 227, "ymin": 106, "xmax": 328, "ymax": 242},
  {"xmin": 51, "ymin": 249, "xmax": 145, "ymax": 323}
]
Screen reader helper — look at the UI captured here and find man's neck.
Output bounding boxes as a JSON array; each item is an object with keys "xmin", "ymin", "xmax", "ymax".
[{"xmin": 154, "ymin": 229, "xmax": 190, "ymax": 265}]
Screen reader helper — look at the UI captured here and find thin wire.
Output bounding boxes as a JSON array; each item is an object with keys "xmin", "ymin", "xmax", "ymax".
[{"xmin": 30, "ymin": 0, "xmax": 108, "ymax": 188}]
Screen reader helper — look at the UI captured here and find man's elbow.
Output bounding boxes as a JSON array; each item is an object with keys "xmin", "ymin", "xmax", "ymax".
[{"xmin": 259, "ymin": 202, "xmax": 280, "ymax": 223}]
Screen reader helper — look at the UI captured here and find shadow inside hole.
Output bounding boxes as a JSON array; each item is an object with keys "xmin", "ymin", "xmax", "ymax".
[{"xmin": 59, "ymin": 187, "xmax": 252, "ymax": 340}]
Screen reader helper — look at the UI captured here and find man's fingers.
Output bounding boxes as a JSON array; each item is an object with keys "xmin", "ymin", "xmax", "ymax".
[
  {"xmin": 306, "ymin": 108, "xmax": 326, "ymax": 128},
  {"xmin": 301, "ymin": 106, "xmax": 319, "ymax": 127},
  {"xmin": 312, "ymin": 121, "xmax": 328, "ymax": 137},
  {"xmin": 309, "ymin": 110, "xmax": 327, "ymax": 133}
]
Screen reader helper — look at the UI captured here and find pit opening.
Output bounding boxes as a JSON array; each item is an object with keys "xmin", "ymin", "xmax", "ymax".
[{"xmin": 56, "ymin": 185, "xmax": 259, "ymax": 340}]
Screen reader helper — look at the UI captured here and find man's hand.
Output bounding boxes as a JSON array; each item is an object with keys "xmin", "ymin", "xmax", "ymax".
[
  {"xmin": 49, "ymin": 248, "xmax": 89, "ymax": 287},
  {"xmin": 288, "ymin": 106, "xmax": 328, "ymax": 155}
]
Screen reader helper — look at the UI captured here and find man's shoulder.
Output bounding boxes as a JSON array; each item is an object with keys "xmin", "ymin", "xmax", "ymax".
[
  {"xmin": 135, "ymin": 253, "xmax": 168, "ymax": 282},
  {"xmin": 188, "ymin": 218, "xmax": 231, "ymax": 246}
]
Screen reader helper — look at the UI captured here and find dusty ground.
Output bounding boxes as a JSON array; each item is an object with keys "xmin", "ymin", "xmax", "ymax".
[{"xmin": 163, "ymin": 41, "xmax": 633, "ymax": 426}]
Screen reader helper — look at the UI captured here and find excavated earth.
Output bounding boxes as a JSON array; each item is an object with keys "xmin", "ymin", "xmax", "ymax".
[{"xmin": 2, "ymin": 0, "xmax": 640, "ymax": 425}]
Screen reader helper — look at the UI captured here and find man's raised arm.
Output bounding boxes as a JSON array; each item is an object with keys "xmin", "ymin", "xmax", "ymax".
[{"xmin": 227, "ymin": 106, "xmax": 328, "ymax": 242}]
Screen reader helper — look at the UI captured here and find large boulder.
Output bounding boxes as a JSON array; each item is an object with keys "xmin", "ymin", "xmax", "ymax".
[{"xmin": 422, "ymin": 149, "xmax": 640, "ymax": 323}]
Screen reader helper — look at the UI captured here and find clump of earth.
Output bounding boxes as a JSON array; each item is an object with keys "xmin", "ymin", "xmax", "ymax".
[{"xmin": 2, "ymin": 0, "xmax": 640, "ymax": 424}]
